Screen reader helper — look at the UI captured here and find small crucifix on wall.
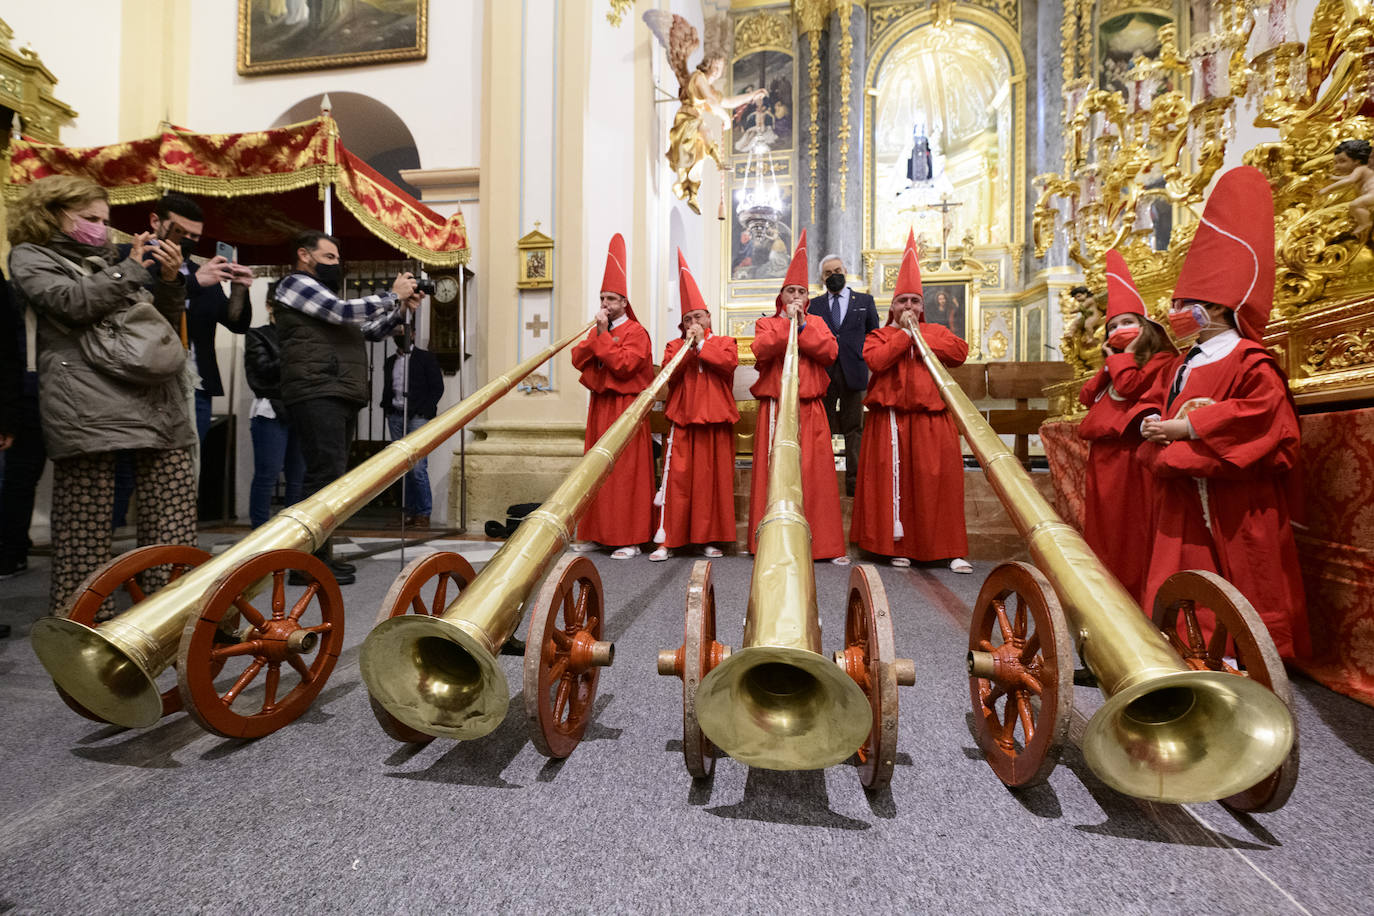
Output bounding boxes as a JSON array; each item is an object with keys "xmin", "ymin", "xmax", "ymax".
[
  {"xmin": 525, "ymin": 313, "xmax": 549, "ymax": 338},
  {"xmin": 926, "ymin": 195, "xmax": 962, "ymax": 263}
]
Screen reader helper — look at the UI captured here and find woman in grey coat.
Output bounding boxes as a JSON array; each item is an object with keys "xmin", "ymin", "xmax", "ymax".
[{"xmin": 8, "ymin": 175, "xmax": 198, "ymax": 614}]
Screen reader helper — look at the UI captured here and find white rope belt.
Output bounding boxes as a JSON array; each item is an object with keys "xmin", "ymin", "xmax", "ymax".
[
  {"xmin": 653, "ymin": 425, "xmax": 675, "ymax": 544},
  {"xmin": 890, "ymin": 408, "xmax": 904, "ymax": 540}
]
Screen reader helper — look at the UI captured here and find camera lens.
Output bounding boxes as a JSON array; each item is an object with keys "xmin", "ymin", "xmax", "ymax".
[{"xmin": 415, "ymin": 278, "xmax": 436, "ymax": 296}]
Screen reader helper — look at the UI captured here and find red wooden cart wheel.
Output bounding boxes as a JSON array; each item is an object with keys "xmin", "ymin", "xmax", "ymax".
[
  {"xmin": 176, "ymin": 549, "xmax": 344, "ymax": 739},
  {"xmin": 523, "ymin": 554, "xmax": 615, "ymax": 758},
  {"xmin": 368, "ymin": 552, "xmax": 477, "ymax": 743},
  {"xmin": 1153, "ymin": 569, "xmax": 1299, "ymax": 812},
  {"xmin": 657, "ymin": 561, "xmax": 730, "ymax": 778},
  {"xmin": 55, "ymin": 544, "xmax": 212, "ymax": 723},
  {"xmin": 967, "ymin": 561, "xmax": 1074, "ymax": 789},
  {"xmin": 834, "ymin": 564, "xmax": 909, "ymax": 791}
]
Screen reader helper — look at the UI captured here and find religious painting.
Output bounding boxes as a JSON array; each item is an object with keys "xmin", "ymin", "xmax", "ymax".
[
  {"xmin": 923, "ymin": 283, "xmax": 967, "ymax": 340},
  {"xmin": 238, "ymin": 0, "xmax": 428, "ymax": 76},
  {"xmin": 517, "ymin": 226, "xmax": 554, "ymax": 290},
  {"xmin": 731, "ymin": 50, "xmax": 793, "ymax": 154},
  {"xmin": 1098, "ymin": 11, "xmax": 1173, "ymax": 96},
  {"xmin": 730, "ymin": 185, "xmax": 794, "ymax": 282}
]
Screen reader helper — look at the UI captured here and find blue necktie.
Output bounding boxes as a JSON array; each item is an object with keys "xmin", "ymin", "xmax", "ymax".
[
  {"xmin": 1167, "ymin": 345, "xmax": 1203, "ymax": 407},
  {"xmin": 831, "ymin": 293, "xmax": 842, "ymax": 329}
]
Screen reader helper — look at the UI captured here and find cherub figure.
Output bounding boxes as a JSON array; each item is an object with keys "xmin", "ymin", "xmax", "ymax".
[
  {"xmin": 644, "ymin": 11, "xmax": 766, "ymax": 214},
  {"xmin": 1321, "ymin": 138, "xmax": 1374, "ymax": 240}
]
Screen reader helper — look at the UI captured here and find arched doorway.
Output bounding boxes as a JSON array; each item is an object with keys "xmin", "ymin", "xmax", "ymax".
[{"xmin": 273, "ymin": 91, "xmax": 421, "ymax": 198}]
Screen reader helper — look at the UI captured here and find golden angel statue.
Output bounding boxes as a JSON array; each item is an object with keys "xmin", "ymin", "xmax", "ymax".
[{"xmin": 643, "ymin": 10, "xmax": 766, "ymax": 214}]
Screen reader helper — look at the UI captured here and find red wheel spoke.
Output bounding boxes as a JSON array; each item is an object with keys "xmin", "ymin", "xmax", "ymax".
[
  {"xmin": 1018, "ymin": 629, "xmax": 1042, "ymax": 664},
  {"xmin": 1013, "ymin": 596, "xmax": 1028, "ymax": 640},
  {"xmin": 983, "ymin": 682, "xmax": 1007, "ymax": 709},
  {"xmin": 271, "ymin": 570, "xmax": 288, "ymax": 619},
  {"xmin": 1016, "ymin": 693, "xmax": 1035, "ymax": 741},
  {"xmin": 994, "ymin": 600, "xmax": 1014, "ymax": 642},
  {"xmin": 262, "ymin": 662, "xmax": 281, "ymax": 711},
  {"xmin": 583, "ymin": 613, "xmax": 599, "ymax": 635},
  {"xmin": 210, "ymin": 640, "xmax": 265, "ymax": 661},
  {"xmin": 1206, "ymin": 623, "xmax": 1230, "ymax": 663},
  {"xmin": 550, "ymin": 629, "xmax": 573, "ymax": 649},
  {"xmin": 233, "ymin": 597, "xmax": 268, "ymax": 630},
  {"xmin": 553, "ymin": 674, "xmax": 574, "ymax": 721},
  {"xmin": 431, "ymin": 574, "xmax": 451, "ymax": 614},
  {"xmin": 546, "ymin": 655, "xmax": 569, "ymax": 683},
  {"xmin": 125, "ymin": 577, "xmax": 147, "ymax": 604},
  {"xmin": 300, "ymin": 622, "xmax": 333, "ymax": 635},
  {"xmin": 222, "ymin": 658, "xmax": 265, "ymax": 705},
  {"xmin": 998, "ymin": 701, "xmax": 1018, "ymax": 744},
  {"xmin": 169, "ymin": 564, "xmax": 190, "ymax": 581},
  {"xmin": 286, "ymin": 654, "xmax": 312, "ymax": 679},
  {"xmin": 569, "ymin": 586, "xmax": 589, "ymax": 627},
  {"xmin": 288, "ymin": 590, "xmax": 317, "ymax": 622}
]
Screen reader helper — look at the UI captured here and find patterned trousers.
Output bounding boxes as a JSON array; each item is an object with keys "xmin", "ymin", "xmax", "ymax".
[{"xmin": 50, "ymin": 448, "xmax": 198, "ymax": 615}]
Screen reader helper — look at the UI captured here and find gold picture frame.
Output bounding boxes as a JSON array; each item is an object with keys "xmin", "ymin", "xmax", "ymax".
[
  {"xmin": 517, "ymin": 226, "xmax": 555, "ymax": 290},
  {"xmin": 237, "ymin": 0, "xmax": 428, "ymax": 76}
]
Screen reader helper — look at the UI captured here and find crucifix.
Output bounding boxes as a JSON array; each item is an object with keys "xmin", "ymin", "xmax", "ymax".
[
  {"xmin": 926, "ymin": 194, "xmax": 963, "ymax": 263},
  {"xmin": 525, "ymin": 313, "xmax": 549, "ymax": 338}
]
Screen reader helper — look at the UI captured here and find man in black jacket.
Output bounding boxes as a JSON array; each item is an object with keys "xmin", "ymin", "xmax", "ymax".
[
  {"xmin": 0, "ymin": 279, "xmax": 44, "ymax": 624},
  {"xmin": 382, "ymin": 324, "xmax": 444, "ymax": 527},
  {"xmin": 808, "ymin": 253, "xmax": 878, "ymax": 496}
]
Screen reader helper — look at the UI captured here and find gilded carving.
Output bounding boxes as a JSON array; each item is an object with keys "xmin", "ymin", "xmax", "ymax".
[
  {"xmin": 735, "ymin": 12, "xmax": 792, "ymax": 55},
  {"xmin": 1305, "ymin": 328, "xmax": 1374, "ymax": 374},
  {"xmin": 805, "ymin": 28, "xmax": 822, "ymax": 223},
  {"xmin": 837, "ymin": 0, "xmax": 854, "ymax": 210},
  {"xmin": 606, "ymin": 0, "xmax": 633, "ymax": 27},
  {"xmin": 869, "ymin": 0, "xmax": 1018, "ymax": 46},
  {"xmin": 983, "ymin": 261, "xmax": 1002, "ymax": 290}
]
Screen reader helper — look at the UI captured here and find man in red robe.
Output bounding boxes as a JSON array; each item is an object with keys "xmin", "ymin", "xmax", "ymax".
[
  {"xmin": 570, "ymin": 233, "xmax": 655, "ymax": 559},
  {"xmin": 650, "ymin": 251, "xmax": 740, "ymax": 561},
  {"xmin": 748, "ymin": 229, "xmax": 848, "ymax": 563},
  {"xmin": 851, "ymin": 230, "xmax": 971, "ymax": 571},
  {"xmin": 1138, "ymin": 166, "xmax": 1310, "ymax": 659}
]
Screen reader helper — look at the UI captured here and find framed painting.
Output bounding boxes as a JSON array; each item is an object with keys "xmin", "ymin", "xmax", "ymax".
[
  {"xmin": 238, "ymin": 0, "xmax": 428, "ymax": 76},
  {"xmin": 923, "ymin": 282, "xmax": 968, "ymax": 340}
]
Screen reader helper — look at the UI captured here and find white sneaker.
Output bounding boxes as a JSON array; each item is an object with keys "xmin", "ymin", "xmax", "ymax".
[
  {"xmin": 703, "ymin": 546, "xmax": 723, "ymax": 558},
  {"xmin": 830, "ymin": 555, "xmax": 852, "ymax": 566},
  {"xmin": 611, "ymin": 545, "xmax": 641, "ymax": 560},
  {"xmin": 949, "ymin": 557, "xmax": 973, "ymax": 574},
  {"xmin": 891, "ymin": 557, "xmax": 912, "ymax": 568},
  {"xmin": 649, "ymin": 546, "xmax": 670, "ymax": 562}
]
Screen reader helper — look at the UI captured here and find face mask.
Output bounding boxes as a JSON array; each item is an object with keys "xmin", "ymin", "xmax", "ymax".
[
  {"xmin": 313, "ymin": 262, "xmax": 343, "ymax": 293},
  {"xmin": 1167, "ymin": 303, "xmax": 1209, "ymax": 341},
  {"xmin": 824, "ymin": 273, "xmax": 846, "ymax": 294},
  {"xmin": 66, "ymin": 218, "xmax": 108, "ymax": 248},
  {"xmin": 1106, "ymin": 326, "xmax": 1141, "ymax": 351},
  {"xmin": 179, "ymin": 237, "xmax": 198, "ymax": 260}
]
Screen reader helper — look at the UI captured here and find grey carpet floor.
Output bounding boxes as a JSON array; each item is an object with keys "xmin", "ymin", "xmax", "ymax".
[{"xmin": 1, "ymin": 538, "xmax": 1372, "ymax": 915}]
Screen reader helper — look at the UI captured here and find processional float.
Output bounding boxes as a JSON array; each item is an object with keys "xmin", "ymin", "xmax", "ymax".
[
  {"xmin": 360, "ymin": 334, "xmax": 697, "ymax": 756},
  {"xmin": 902, "ymin": 314, "xmax": 1298, "ymax": 809},
  {"xmin": 30, "ymin": 324, "xmax": 590, "ymax": 739},
  {"xmin": 657, "ymin": 314, "xmax": 916, "ymax": 788}
]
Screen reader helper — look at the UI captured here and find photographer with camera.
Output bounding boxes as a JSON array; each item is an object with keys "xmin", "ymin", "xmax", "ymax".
[{"xmin": 273, "ymin": 230, "xmax": 421, "ymax": 584}]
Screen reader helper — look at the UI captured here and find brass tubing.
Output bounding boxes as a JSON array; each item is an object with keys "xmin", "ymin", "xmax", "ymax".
[
  {"xmin": 30, "ymin": 322, "xmax": 594, "ymax": 729},
  {"xmin": 695, "ymin": 315, "xmax": 872, "ymax": 770},
  {"xmin": 901, "ymin": 315, "xmax": 1294, "ymax": 802},
  {"xmin": 360, "ymin": 337, "xmax": 697, "ymax": 740}
]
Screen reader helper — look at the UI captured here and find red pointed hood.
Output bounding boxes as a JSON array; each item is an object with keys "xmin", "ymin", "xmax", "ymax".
[
  {"xmin": 1172, "ymin": 166, "xmax": 1275, "ymax": 340},
  {"xmin": 677, "ymin": 249, "xmax": 708, "ymax": 328},
  {"xmin": 600, "ymin": 232, "xmax": 637, "ymax": 322},
  {"xmin": 774, "ymin": 229, "xmax": 809, "ymax": 315},
  {"xmin": 886, "ymin": 230, "xmax": 925, "ymax": 325}
]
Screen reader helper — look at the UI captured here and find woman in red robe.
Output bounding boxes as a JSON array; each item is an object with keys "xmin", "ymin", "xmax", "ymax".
[
  {"xmin": 651, "ymin": 250, "xmax": 739, "ymax": 560},
  {"xmin": 851, "ymin": 230, "xmax": 971, "ymax": 571},
  {"xmin": 570, "ymin": 233, "xmax": 655, "ymax": 559},
  {"xmin": 1138, "ymin": 167, "xmax": 1310, "ymax": 659},
  {"xmin": 1076, "ymin": 249, "xmax": 1175, "ymax": 603},
  {"xmin": 748, "ymin": 229, "xmax": 848, "ymax": 562}
]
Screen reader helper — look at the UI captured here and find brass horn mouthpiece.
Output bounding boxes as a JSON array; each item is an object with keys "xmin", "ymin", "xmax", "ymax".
[{"xmin": 360, "ymin": 615, "xmax": 510, "ymax": 740}]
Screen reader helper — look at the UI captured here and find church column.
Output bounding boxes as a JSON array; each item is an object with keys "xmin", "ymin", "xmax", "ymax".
[
  {"xmin": 824, "ymin": 0, "xmax": 866, "ymax": 272},
  {"xmin": 795, "ymin": 0, "xmax": 829, "ymax": 261}
]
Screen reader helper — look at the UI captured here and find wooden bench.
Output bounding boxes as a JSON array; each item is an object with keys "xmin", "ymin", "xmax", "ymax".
[{"xmin": 984, "ymin": 362, "xmax": 1074, "ymax": 468}]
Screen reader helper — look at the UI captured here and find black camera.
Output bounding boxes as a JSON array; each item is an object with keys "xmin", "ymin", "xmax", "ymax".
[{"xmin": 415, "ymin": 277, "xmax": 436, "ymax": 296}]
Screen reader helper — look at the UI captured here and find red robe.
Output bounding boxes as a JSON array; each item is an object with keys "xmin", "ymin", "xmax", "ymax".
[
  {"xmin": 1077, "ymin": 351, "xmax": 1175, "ymax": 603},
  {"xmin": 657, "ymin": 333, "xmax": 740, "ymax": 548},
  {"xmin": 1138, "ymin": 339, "xmax": 1310, "ymax": 659},
  {"xmin": 748, "ymin": 315, "xmax": 846, "ymax": 559},
  {"xmin": 851, "ymin": 323, "xmax": 969, "ymax": 561},
  {"xmin": 570, "ymin": 319, "xmax": 655, "ymax": 547}
]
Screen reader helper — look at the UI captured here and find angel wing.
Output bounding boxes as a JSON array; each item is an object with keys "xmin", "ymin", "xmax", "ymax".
[{"xmin": 643, "ymin": 10, "xmax": 699, "ymax": 93}]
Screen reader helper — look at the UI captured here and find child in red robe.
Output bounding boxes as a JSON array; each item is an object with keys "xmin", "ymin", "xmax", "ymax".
[
  {"xmin": 570, "ymin": 233, "xmax": 655, "ymax": 559},
  {"xmin": 651, "ymin": 251, "xmax": 740, "ymax": 561},
  {"xmin": 1077, "ymin": 249, "xmax": 1175, "ymax": 602},
  {"xmin": 851, "ymin": 230, "xmax": 971, "ymax": 571},
  {"xmin": 1138, "ymin": 166, "xmax": 1310, "ymax": 659},
  {"xmin": 748, "ymin": 229, "xmax": 848, "ymax": 563}
]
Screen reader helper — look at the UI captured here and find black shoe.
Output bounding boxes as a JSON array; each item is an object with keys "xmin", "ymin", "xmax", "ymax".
[
  {"xmin": 330, "ymin": 559, "xmax": 357, "ymax": 575},
  {"xmin": 0, "ymin": 558, "xmax": 27, "ymax": 580},
  {"xmin": 499, "ymin": 636, "xmax": 526, "ymax": 656},
  {"xmin": 0, "ymin": 623, "xmax": 10, "ymax": 639},
  {"xmin": 1072, "ymin": 667, "xmax": 1098, "ymax": 688}
]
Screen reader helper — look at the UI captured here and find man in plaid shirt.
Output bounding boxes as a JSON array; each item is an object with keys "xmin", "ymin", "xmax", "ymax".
[{"xmin": 274, "ymin": 230, "xmax": 420, "ymax": 584}]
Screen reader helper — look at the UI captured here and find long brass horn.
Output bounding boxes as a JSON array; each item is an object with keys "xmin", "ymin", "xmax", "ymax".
[
  {"xmin": 360, "ymin": 336, "xmax": 697, "ymax": 740},
  {"xmin": 900, "ymin": 314, "xmax": 1293, "ymax": 803},
  {"xmin": 30, "ymin": 323, "xmax": 593, "ymax": 729},
  {"xmin": 693, "ymin": 314, "xmax": 873, "ymax": 769}
]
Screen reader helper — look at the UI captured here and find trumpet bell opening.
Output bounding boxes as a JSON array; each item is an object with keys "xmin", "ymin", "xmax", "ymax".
[
  {"xmin": 31, "ymin": 617, "xmax": 164, "ymax": 728},
  {"xmin": 360, "ymin": 615, "xmax": 510, "ymax": 741},
  {"xmin": 696, "ymin": 646, "xmax": 873, "ymax": 771},
  {"xmin": 1083, "ymin": 670, "xmax": 1295, "ymax": 804}
]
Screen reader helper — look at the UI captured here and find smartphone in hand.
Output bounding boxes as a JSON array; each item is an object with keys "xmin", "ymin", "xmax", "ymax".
[{"xmin": 215, "ymin": 241, "xmax": 238, "ymax": 262}]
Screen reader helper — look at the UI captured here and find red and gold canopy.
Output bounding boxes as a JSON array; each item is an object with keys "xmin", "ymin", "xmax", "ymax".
[{"xmin": 4, "ymin": 115, "xmax": 469, "ymax": 267}]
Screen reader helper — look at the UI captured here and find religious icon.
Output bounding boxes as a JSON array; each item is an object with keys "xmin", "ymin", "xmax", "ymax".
[
  {"xmin": 907, "ymin": 129, "xmax": 933, "ymax": 183},
  {"xmin": 730, "ymin": 186, "xmax": 794, "ymax": 282},
  {"xmin": 924, "ymin": 283, "xmax": 967, "ymax": 339},
  {"xmin": 731, "ymin": 51, "xmax": 793, "ymax": 154},
  {"xmin": 643, "ymin": 11, "xmax": 768, "ymax": 214},
  {"xmin": 1099, "ymin": 11, "xmax": 1173, "ymax": 96},
  {"xmin": 238, "ymin": 0, "xmax": 427, "ymax": 76},
  {"xmin": 517, "ymin": 224, "xmax": 554, "ymax": 290}
]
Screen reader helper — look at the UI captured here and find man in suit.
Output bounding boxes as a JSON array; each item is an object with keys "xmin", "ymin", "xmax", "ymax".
[{"xmin": 808, "ymin": 253, "xmax": 879, "ymax": 496}]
